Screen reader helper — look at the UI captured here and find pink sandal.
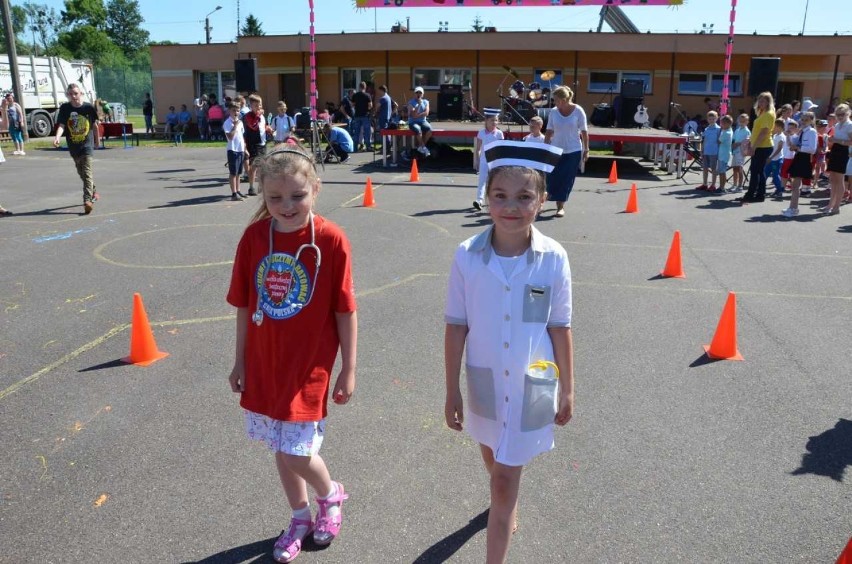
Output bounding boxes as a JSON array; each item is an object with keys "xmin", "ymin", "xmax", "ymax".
[
  {"xmin": 313, "ymin": 481, "xmax": 349, "ymax": 546},
  {"xmin": 273, "ymin": 517, "xmax": 313, "ymax": 563}
]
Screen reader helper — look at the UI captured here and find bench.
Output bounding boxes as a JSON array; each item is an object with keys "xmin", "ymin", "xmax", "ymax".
[{"xmin": 99, "ymin": 123, "xmax": 141, "ymax": 147}]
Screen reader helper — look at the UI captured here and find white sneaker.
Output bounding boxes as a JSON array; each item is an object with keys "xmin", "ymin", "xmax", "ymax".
[
  {"xmin": 781, "ymin": 207, "xmax": 799, "ymax": 218},
  {"xmin": 19, "ymin": 151, "xmax": 25, "ymax": 156},
  {"xmin": 12, "ymin": 150, "xmax": 20, "ymax": 155}
]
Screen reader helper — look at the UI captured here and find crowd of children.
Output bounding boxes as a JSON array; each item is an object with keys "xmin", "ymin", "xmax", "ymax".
[{"xmin": 692, "ymin": 95, "xmax": 852, "ymax": 217}]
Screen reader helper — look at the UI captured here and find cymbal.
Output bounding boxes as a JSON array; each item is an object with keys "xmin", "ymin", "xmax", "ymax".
[{"xmin": 540, "ymin": 70, "xmax": 556, "ymax": 81}]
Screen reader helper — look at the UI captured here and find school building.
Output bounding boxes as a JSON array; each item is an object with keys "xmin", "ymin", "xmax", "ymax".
[{"xmin": 150, "ymin": 30, "xmax": 852, "ymax": 126}]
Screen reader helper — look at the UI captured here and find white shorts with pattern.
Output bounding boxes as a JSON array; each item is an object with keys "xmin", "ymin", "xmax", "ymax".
[{"xmin": 245, "ymin": 411, "xmax": 326, "ymax": 456}]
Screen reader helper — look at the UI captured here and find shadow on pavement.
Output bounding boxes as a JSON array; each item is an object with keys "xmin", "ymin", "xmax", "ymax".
[
  {"xmin": 8, "ymin": 204, "xmax": 81, "ymax": 217},
  {"xmin": 695, "ymin": 199, "xmax": 743, "ymax": 210},
  {"xmin": 838, "ymin": 225, "xmax": 852, "ymax": 233},
  {"xmin": 78, "ymin": 359, "xmax": 128, "ymax": 372},
  {"xmin": 181, "ymin": 532, "xmax": 332, "ymax": 564},
  {"xmin": 149, "ymin": 195, "xmax": 234, "ymax": 209},
  {"xmin": 413, "ymin": 509, "xmax": 489, "ymax": 564},
  {"xmin": 148, "ymin": 169, "xmax": 196, "ymax": 174},
  {"xmin": 744, "ymin": 213, "xmax": 821, "ymax": 223},
  {"xmin": 791, "ymin": 418, "xmax": 852, "ymax": 482}
]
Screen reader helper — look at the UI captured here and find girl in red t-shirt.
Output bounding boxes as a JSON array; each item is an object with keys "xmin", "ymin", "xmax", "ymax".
[{"xmin": 227, "ymin": 144, "xmax": 357, "ymax": 563}]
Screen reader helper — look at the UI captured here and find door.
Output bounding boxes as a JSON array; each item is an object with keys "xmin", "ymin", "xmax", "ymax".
[
  {"xmin": 280, "ymin": 74, "xmax": 306, "ymax": 114},
  {"xmin": 843, "ymin": 76, "xmax": 852, "ymax": 104},
  {"xmin": 776, "ymin": 81, "xmax": 802, "ymax": 106}
]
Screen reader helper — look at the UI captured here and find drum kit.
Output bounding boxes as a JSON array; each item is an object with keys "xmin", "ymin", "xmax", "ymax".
[{"xmin": 502, "ymin": 69, "xmax": 558, "ymax": 125}]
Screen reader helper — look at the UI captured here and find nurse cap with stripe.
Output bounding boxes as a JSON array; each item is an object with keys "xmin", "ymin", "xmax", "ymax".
[
  {"xmin": 482, "ymin": 107, "xmax": 501, "ymax": 118},
  {"xmin": 483, "ymin": 140, "xmax": 563, "ymax": 173}
]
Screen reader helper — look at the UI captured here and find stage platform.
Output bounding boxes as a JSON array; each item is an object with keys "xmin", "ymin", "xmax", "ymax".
[{"xmin": 379, "ymin": 121, "xmax": 689, "ymax": 174}]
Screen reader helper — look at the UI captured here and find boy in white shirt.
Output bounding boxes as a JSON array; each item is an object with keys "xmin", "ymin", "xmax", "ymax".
[
  {"xmin": 223, "ymin": 103, "xmax": 249, "ymax": 201},
  {"xmin": 523, "ymin": 116, "xmax": 546, "ymax": 143},
  {"xmin": 271, "ymin": 101, "xmax": 296, "ymax": 145}
]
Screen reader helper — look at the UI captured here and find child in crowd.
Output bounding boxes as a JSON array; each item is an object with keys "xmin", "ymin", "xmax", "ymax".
[
  {"xmin": 716, "ymin": 115, "xmax": 733, "ymax": 193},
  {"xmin": 224, "ymin": 102, "xmax": 249, "ymax": 201},
  {"xmin": 782, "ymin": 111, "xmax": 817, "ymax": 218},
  {"xmin": 473, "ymin": 109, "xmax": 505, "ymax": 211},
  {"xmin": 237, "ymin": 95, "xmax": 249, "ymax": 117},
  {"xmin": 227, "ymin": 144, "xmax": 357, "ymax": 564},
  {"xmin": 523, "ymin": 116, "xmax": 546, "ymax": 143},
  {"xmin": 444, "ymin": 140, "xmax": 572, "ymax": 564},
  {"xmin": 779, "ymin": 120, "xmax": 798, "ymax": 192},
  {"xmin": 813, "ymin": 119, "xmax": 829, "ymax": 183},
  {"xmin": 242, "ymin": 94, "xmax": 268, "ymax": 196},
  {"xmin": 698, "ymin": 111, "xmax": 720, "ymax": 191},
  {"xmin": 766, "ymin": 118, "xmax": 786, "ymax": 198},
  {"xmin": 271, "ymin": 101, "xmax": 297, "ymax": 146},
  {"xmin": 826, "ymin": 103, "xmax": 852, "ymax": 214},
  {"xmin": 729, "ymin": 114, "xmax": 751, "ymax": 193}
]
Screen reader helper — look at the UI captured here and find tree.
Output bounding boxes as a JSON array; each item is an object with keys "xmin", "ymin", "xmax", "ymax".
[
  {"xmin": 0, "ymin": 5, "xmax": 28, "ymax": 53},
  {"xmin": 240, "ymin": 14, "xmax": 265, "ymax": 37},
  {"xmin": 57, "ymin": 23, "xmax": 122, "ymax": 65},
  {"xmin": 61, "ymin": 0, "xmax": 107, "ymax": 29},
  {"xmin": 22, "ymin": 3, "xmax": 62, "ymax": 56},
  {"xmin": 105, "ymin": 0, "xmax": 149, "ymax": 58}
]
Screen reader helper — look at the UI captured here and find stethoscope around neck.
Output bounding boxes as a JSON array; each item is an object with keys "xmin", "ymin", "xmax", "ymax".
[{"xmin": 252, "ymin": 213, "xmax": 322, "ymax": 326}]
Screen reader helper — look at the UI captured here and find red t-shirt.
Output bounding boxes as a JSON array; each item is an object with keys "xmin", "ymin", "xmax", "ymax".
[{"xmin": 227, "ymin": 215, "xmax": 356, "ymax": 421}]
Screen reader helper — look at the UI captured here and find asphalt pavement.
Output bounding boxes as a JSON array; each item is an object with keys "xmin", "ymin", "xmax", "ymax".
[{"xmin": 0, "ymin": 142, "xmax": 850, "ymax": 563}]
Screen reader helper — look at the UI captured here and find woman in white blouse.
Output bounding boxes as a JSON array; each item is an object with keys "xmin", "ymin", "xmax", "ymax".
[
  {"xmin": 825, "ymin": 103, "xmax": 852, "ymax": 215},
  {"xmin": 544, "ymin": 86, "xmax": 588, "ymax": 217}
]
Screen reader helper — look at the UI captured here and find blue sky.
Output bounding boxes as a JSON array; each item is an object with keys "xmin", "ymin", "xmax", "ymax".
[{"xmin": 23, "ymin": 0, "xmax": 852, "ymax": 44}]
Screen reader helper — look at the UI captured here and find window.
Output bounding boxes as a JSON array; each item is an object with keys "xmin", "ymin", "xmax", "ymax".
[
  {"xmin": 341, "ymin": 68, "xmax": 375, "ymax": 98},
  {"xmin": 678, "ymin": 72, "xmax": 742, "ymax": 96},
  {"xmin": 588, "ymin": 71, "xmax": 652, "ymax": 94},
  {"xmin": 413, "ymin": 68, "xmax": 472, "ymax": 90},
  {"xmin": 197, "ymin": 71, "xmax": 236, "ymax": 102}
]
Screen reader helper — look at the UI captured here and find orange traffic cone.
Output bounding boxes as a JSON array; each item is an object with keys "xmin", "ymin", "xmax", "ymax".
[
  {"xmin": 660, "ymin": 230, "xmax": 685, "ymax": 278},
  {"xmin": 703, "ymin": 292, "xmax": 744, "ymax": 361},
  {"xmin": 122, "ymin": 293, "xmax": 169, "ymax": 366},
  {"xmin": 410, "ymin": 158, "xmax": 420, "ymax": 182},
  {"xmin": 837, "ymin": 537, "xmax": 852, "ymax": 564},
  {"xmin": 608, "ymin": 161, "xmax": 618, "ymax": 184},
  {"xmin": 362, "ymin": 177, "xmax": 376, "ymax": 208},
  {"xmin": 625, "ymin": 183, "xmax": 639, "ymax": 213}
]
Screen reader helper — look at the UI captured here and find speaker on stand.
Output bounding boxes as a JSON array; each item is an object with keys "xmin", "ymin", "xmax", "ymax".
[
  {"xmin": 619, "ymin": 98, "xmax": 644, "ymax": 129},
  {"xmin": 437, "ymin": 84, "xmax": 463, "ymax": 121},
  {"xmin": 234, "ymin": 58, "xmax": 258, "ymax": 93},
  {"xmin": 748, "ymin": 57, "xmax": 780, "ymax": 97}
]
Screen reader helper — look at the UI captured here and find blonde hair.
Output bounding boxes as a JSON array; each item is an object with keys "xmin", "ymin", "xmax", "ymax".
[
  {"xmin": 707, "ymin": 110, "xmax": 719, "ymax": 119},
  {"xmin": 720, "ymin": 114, "xmax": 733, "ymax": 125},
  {"xmin": 249, "ymin": 143, "xmax": 320, "ymax": 224},
  {"xmin": 551, "ymin": 86, "xmax": 574, "ymax": 103},
  {"xmin": 835, "ymin": 103, "xmax": 850, "ymax": 117},
  {"xmin": 529, "ymin": 116, "xmax": 544, "ymax": 126},
  {"xmin": 754, "ymin": 91, "xmax": 775, "ymax": 115}
]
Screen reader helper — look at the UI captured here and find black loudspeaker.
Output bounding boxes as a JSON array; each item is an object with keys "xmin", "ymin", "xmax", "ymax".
[
  {"xmin": 295, "ymin": 108, "xmax": 311, "ymax": 129},
  {"xmin": 618, "ymin": 97, "xmax": 643, "ymax": 128},
  {"xmin": 748, "ymin": 57, "xmax": 780, "ymax": 97},
  {"xmin": 234, "ymin": 59, "xmax": 257, "ymax": 92},
  {"xmin": 437, "ymin": 93, "xmax": 463, "ymax": 121},
  {"xmin": 591, "ymin": 104, "xmax": 614, "ymax": 127},
  {"xmin": 620, "ymin": 79, "xmax": 644, "ymax": 99},
  {"xmin": 439, "ymin": 83, "xmax": 462, "ymax": 96}
]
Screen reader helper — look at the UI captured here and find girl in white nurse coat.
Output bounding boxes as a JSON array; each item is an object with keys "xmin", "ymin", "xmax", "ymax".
[{"xmin": 444, "ymin": 141, "xmax": 574, "ymax": 564}]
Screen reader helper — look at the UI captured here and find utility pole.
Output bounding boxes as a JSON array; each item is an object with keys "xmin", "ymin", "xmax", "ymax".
[{"xmin": 1, "ymin": 0, "xmax": 29, "ymax": 140}]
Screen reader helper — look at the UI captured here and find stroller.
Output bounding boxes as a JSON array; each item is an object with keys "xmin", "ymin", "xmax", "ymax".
[{"xmin": 207, "ymin": 104, "xmax": 225, "ymax": 141}]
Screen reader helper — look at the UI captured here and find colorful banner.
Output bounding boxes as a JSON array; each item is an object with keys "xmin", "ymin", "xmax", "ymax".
[{"xmin": 358, "ymin": 0, "xmax": 682, "ymax": 6}]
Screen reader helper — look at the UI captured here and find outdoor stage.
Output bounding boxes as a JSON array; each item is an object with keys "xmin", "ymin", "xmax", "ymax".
[{"xmin": 379, "ymin": 122, "xmax": 690, "ymax": 174}]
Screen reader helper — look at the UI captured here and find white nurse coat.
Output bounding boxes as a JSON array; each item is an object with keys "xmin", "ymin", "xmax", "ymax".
[{"xmin": 445, "ymin": 226, "xmax": 572, "ymax": 466}]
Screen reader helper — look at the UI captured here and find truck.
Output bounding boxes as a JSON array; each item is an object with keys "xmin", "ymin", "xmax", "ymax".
[{"xmin": 0, "ymin": 55, "xmax": 97, "ymax": 137}]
